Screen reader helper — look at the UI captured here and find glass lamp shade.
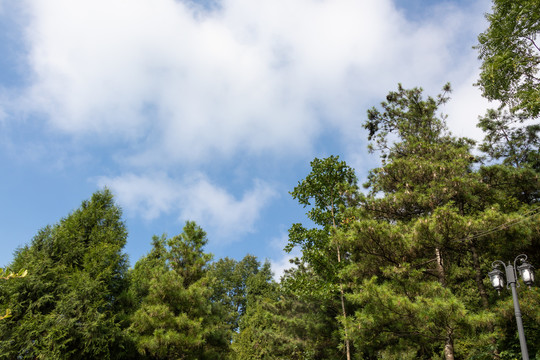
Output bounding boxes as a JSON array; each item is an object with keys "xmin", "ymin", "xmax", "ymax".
[
  {"xmin": 518, "ymin": 263, "xmax": 535, "ymax": 286},
  {"xmin": 488, "ymin": 268, "xmax": 505, "ymax": 290}
]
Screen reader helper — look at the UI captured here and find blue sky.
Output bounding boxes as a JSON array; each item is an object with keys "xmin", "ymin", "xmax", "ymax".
[{"xmin": 0, "ymin": 0, "xmax": 493, "ymax": 278}]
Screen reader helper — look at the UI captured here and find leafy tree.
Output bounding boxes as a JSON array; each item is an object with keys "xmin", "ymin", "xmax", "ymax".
[
  {"xmin": 286, "ymin": 155, "xmax": 358, "ymax": 360},
  {"xmin": 208, "ymin": 254, "xmax": 263, "ymax": 332},
  {"xmin": 128, "ymin": 221, "xmax": 230, "ymax": 360},
  {"xmin": 0, "ymin": 189, "xmax": 132, "ymax": 359},
  {"xmin": 476, "ymin": 0, "xmax": 540, "ymax": 117},
  {"xmin": 232, "ymin": 259, "xmax": 342, "ymax": 360},
  {"xmin": 478, "ymin": 109, "xmax": 540, "ymax": 169},
  {"xmin": 476, "ymin": 108, "xmax": 540, "ymax": 209}
]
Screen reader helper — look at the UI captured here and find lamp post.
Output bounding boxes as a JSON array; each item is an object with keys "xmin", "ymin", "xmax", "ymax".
[{"xmin": 488, "ymin": 254, "xmax": 535, "ymax": 360}]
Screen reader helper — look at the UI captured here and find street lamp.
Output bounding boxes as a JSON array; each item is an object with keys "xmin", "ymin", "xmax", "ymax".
[{"xmin": 488, "ymin": 254, "xmax": 535, "ymax": 360}]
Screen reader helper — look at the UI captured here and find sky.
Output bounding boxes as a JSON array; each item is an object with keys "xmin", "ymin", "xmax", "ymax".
[{"xmin": 0, "ymin": 0, "xmax": 494, "ymax": 278}]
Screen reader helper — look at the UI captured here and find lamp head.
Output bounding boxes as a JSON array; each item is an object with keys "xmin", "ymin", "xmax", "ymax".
[
  {"xmin": 488, "ymin": 268, "xmax": 505, "ymax": 291},
  {"xmin": 518, "ymin": 262, "xmax": 535, "ymax": 286}
]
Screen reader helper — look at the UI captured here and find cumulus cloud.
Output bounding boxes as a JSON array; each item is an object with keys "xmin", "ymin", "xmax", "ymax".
[
  {"xmin": 12, "ymin": 0, "xmax": 490, "ymax": 164},
  {"xmin": 97, "ymin": 172, "xmax": 278, "ymax": 239}
]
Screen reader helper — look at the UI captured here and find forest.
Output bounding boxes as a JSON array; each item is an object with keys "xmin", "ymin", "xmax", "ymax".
[{"xmin": 1, "ymin": 0, "xmax": 540, "ymax": 359}]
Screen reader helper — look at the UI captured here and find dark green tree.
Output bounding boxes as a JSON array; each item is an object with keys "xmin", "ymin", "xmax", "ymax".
[
  {"xmin": 0, "ymin": 189, "xmax": 132, "ymax": 359},
  {"xmin": 128, "ymin": 221, "xmax": 230, "ymax": 360},
  {"xmin": 345, "ymin": 84, "xmax": 501, "ymax": 360},
  {"xmin": 348, "ymin": 83, "xmax": 540, "ymax": 360}
]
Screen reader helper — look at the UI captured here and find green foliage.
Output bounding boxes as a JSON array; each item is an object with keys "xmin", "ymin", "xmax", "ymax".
[
  {"xmin": 345, "ymin": 83, "xmax": 540, "ymax": 360},
  {"xmin": 128, "ymin": 221, "xmax": 230, "ymax": 360},
  {"xmin": 349, "ymin": 273, "xmax": 491, "ymax": 359},
  {"xmin": 476, "ymin": 0, "xmax": 540, "ymax": 117},
  {"xmin": 0, "ymin": 268, "xmax": 27, "ymax": 320},
  {"xmin": 0, "ymin": 189, "xmax": 133, "ymax": 359},
  {"xmin": 287, "ymin": 155, "xmax": 358, "ymax": 359},
  {"xmin": 232, "ymin": 262, "xmax": 342, "ymax": 360},
  {"xmin": 290, "ymin": 155, "xmax": 358, "ymax": 228},
  {"xmin": 478, "ymin": 109, "xmax": 540, "ymax": 169},
  {"xmin": 208, "ymin": 254, "xmax": 263, "ymax": 332},
  {"xmin": 364, "ymin": 82, "xmax": 453, "ymax": 159},
  {"xmin": 286, "ymin": 155, "xmax": 358, "ymax": 281}
]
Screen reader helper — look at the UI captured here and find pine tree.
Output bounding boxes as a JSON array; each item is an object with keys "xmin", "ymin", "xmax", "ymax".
[
  {"xmin": 128, "ymin": 221, "xmax": 230, "ymax": 360},
  {"xmin": 345, "ymin": 84, "xmax": 500, "ymax": 359}
]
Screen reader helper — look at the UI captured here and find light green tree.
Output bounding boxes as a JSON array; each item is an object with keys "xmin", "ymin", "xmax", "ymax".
[
  {"xmin": 207, "ymin": 254, "xmax": 263, "ymax": 332},
  {"xmin": 286, "ymin": 155, "xmax": 358, "ymax": 360}
]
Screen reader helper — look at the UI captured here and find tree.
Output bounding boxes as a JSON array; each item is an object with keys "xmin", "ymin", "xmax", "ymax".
[
  {"xmin": 476, "ymin": 0, "xmax": 540, "ymax": 118},
  {"xmin": 286, "ymin": 155, "xmax": 358, "ymax": 360},
  {"xmin": 0, "ymin": 189, "xmax": 132, "ymax": 359},
  {"xmin": 232, "ymin": 260, "xmax": 342, "ymax": 360},
  {"xmin": 349, "ymin": 83, "xmax": 540, "ymax": 359},
  {"xmin": 348, "ymin": 84, "xmax": 500, "ymax": 359},
  {"xmin": 128, "ymin": 221, "xmax": 230, "ymax": 360},
  {"xmin": 478, "ymin": 109, "xmax": 540, "ymax": 169},
  {"xmin": 208, "ymin": 254, "xmax": 263, "ymax": 332}
]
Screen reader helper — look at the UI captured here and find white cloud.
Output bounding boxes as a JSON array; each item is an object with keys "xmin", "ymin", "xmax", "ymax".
[
  {"xmin": 13, "ymin": 0, "xmax": 491, "ymax": 164},
  {"xmin": 97, "ymin": 172, "xmax": 278, "ymax": 239},
  {"xmin": 270, "ymin": 253, "xmax": 298, "ymax": 282},
  {"xmin": 444, "ymin": 70, "xmax": 494, "ymax": 142},
  {"xmin": 97, "ymin": 172, "xmax": 181, "ymax": 220},
  {"xmin": 268, "ymin": 233, "xmax": 300, "ymax": 281}
]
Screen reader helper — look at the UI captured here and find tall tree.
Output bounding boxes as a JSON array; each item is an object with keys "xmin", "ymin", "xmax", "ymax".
[
  {"xmin": 348, "ymin": 82, "xmax": 540, "ymax": 359},
  {"xmin": 351, "ymin": 84, "xmax": 495, "ymax": 359},
  {"xmin": 286, "ymin": 155, "xmax": 358, "ymax": 360},
  {"xmin": 232, "ymin": 260, "xmax": 342, "ymax": 360},
  {"xmin": 0, "ymin": 189, "xmax": 132, "ymax": 359}
]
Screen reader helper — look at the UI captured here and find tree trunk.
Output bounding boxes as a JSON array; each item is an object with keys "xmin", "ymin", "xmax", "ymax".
[
  {"xmin": 332, "ymin": 200, "xmax": 351, "ymax": 360},
  {"xmin": 436, "ymin": 248, "xmax": 456, "ymax": 360},
  {"xmin": 337, "ymin": 244, "xmax": 351, "ymax": 360},
  {"xmin": 444, "ymin": 331, "xmax": 455, "ymax": 360},
  {"xmin": 435, "ymin": 247, "xmax": 446, "ymax": 286}
]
